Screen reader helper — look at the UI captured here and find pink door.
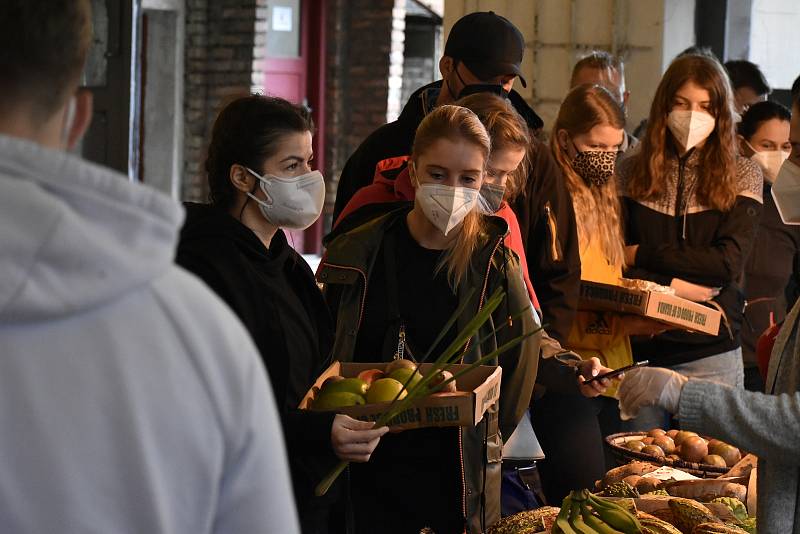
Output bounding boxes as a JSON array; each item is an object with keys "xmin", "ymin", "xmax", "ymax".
[{"xmin": 258, "ymin": 0, "xmax": 326, "ymax": 254}]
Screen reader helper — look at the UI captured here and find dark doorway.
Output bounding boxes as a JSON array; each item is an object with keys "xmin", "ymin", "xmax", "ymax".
[{"xmin": 81, "ymin": 0, "xmax": 142, "ymax": 180}]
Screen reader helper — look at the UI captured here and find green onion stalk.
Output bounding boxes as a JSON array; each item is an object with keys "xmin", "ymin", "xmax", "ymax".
[{"xmin": 314, "ymin": 286, "xmax": 542, "ymax": 496}]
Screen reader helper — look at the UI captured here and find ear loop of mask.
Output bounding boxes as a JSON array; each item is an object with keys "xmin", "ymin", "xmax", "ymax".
[
  {"xmin": 239, "ymin": 167, "xmax": 259, "ymax": 222},
  {"xmin": 445, "ymin": 60, "xmax": 466, "ymax": 101}
]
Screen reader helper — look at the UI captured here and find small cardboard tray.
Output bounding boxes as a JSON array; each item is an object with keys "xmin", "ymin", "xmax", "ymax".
[
  {"xmin": 579, "ymin": 280, "xmax": 722, "ymax": 335},
  {"xmin": 298, "ymin": 361, "xmax": 502, "ymax": 431}
]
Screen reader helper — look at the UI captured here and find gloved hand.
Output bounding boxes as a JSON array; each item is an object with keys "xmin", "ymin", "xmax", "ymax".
[{"xmin": 617, "ymin": 367, "xmax": 688, "ymax": 420}]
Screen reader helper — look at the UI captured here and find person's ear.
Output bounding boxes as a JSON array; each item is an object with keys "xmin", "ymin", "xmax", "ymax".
[
  {"xmin": 623, "ymin": 90, "xmax": 631, "ymax": 108},
  {"xmin": 408, "ymin": 160, "xmax": 418, "ymax": 186},
  {"xmin": 556, "ymin": 129, "xmax": 570, "ymax": 152},
  {"xmin": 230, "ymin": 164, "xmax": 256, "ymax": 193},
  {"xmin": 439, "ymin": 56, "xmax": 454, "ymax": 78},
  {"xmin": 64, "ymin": 89, "xmax": 93, "ymax": 150}
]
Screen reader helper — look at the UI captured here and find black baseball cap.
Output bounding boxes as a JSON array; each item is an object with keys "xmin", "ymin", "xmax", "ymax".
[{"xmin": 444, "ymin": 11, "xmax": 527, "ymax": 88}]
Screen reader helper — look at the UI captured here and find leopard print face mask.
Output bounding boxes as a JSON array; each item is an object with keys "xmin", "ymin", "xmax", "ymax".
[{"xmin": 571, "ymin": 150, "xmax": 617, "ymax": 187}]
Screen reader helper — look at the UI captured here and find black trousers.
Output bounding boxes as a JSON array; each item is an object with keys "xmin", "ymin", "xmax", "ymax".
[{"xmin": 531, "ymin": 393, "xmax": 621, "ymax": 505}]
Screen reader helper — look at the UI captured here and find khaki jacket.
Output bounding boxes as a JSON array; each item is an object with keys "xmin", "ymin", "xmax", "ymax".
[{"xmin": 318, "ymin": 208, "xmax": 542, "ymax": 533}]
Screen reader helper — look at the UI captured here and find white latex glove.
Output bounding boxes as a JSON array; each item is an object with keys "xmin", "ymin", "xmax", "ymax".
[
  {"xmin": 670, "ymin": 278, "xmax": 721, "ymax": 302},
  {"xmin": 617, "ymin": 367, "xmax": 689, "ymax": 420}
]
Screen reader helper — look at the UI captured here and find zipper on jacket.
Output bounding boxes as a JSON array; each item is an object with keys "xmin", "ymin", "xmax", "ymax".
[
  {"xmin": 320, "ymin": 263, "xmax": 369, "ymax": 331},
  {"xmin": 676, "ymin": 155, "xmax": 692, "ymax": 240},
  {"xmin": 543, "ymin": 202, "xmax": 563, "ymax": 262},
  {"xmin": 458, "ymin": 427, "xmax": 468, "ymax": 524},
  {"xmin": 459, "ymin": 237, "xmax": 505, "ymax": 362},
  {"xmin": 458, "ymin": 235, "xmax": 504, "ymax": 527}
]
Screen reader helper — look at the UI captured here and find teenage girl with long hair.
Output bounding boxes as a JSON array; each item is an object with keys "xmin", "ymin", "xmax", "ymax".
[
  {"xmin": 532, "ymin": 84, "xmax": 665, "ymax": 502},
  {"xmin": 617, "ymin": 54, "xmax": 763, "ymax": 429}
]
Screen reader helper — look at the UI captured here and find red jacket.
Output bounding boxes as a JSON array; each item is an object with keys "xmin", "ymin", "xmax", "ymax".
[{"xmin": 334, "ymin": 156, "xmax": 540, "ymax": 311}]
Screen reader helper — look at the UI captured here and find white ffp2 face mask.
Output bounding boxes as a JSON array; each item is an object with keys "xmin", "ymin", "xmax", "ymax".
[
  {"xmin": 772, "ymin": 158, "xmax": 800, "ymax": 225},
  {"xmin": 245, "ymin": 168, "xmax": 325, "ymax": 230},
  {"xmin": 416, "ymin": 183, "xmax": 479, "ymax": 236},
  {"xmin": 667, "ymin": 110, "xmax": 716, "ymax": 151},
  {"xmin": 751, "ymin": 148, "xmax": 789, "ymax": 183}
]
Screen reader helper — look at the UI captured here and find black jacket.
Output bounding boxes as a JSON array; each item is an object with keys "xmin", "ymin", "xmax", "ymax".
[
  {"xmin": 742, "ymin": 184, "xmax": 800, "ymax": 366},
  {"xmin": 618, "ymin": 149, "xmax": 764, "ymax": 367},
  {"xmin": 175, "ymin": 203, "xmax": 340, "ymax": 530},
  {"xmin": 332, "ymin": 80, "xmax": 580, "ymax": 343},
  {"xmin": 318, "ymin": 207, "xmax": 543, "ymax": 534}
]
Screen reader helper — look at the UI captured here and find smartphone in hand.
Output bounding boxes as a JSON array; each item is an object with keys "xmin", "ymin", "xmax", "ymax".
[{"xmin": 583, "ymin": 360, "xmax": 649, "ymax": 384}]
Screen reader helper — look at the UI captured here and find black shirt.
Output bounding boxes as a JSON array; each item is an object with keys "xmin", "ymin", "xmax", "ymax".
[
  {"xmin": 175, "ymin": 203, "xmax": 339, "ymax": 532},
  {"xmin": 350, "ymin": 217, "xmax": 464, "ymax": 534}
]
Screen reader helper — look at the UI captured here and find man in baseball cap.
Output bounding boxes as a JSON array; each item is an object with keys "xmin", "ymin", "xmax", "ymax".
[{"xmin": 440, "ymin": 11, "xmax": 527, "ymax": 102}]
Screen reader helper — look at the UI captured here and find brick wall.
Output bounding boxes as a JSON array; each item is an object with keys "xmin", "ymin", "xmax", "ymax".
[
  {"xmin": 323, "ymin": 0, "xmax": 396, "ymax": 230},
  {"xmin": 182, "ymin": 0, "xmax": 260, "ymax": 202},
  {"xmin": 182, "ymin": 0, "xmax": 399, "ymax": 223}
]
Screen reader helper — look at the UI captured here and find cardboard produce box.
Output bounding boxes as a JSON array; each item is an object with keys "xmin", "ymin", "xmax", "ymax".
[
  {"xmin": 579, "ymin": 280, "xmax": 721, "ymax": 335},
  {"xmin": 298, "ymin": 361, "xmax": 502, "ymax": 431}
]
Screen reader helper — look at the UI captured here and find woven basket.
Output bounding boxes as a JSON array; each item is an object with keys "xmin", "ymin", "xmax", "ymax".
[{"xmin": 605, "ymin": 431, "xmax": 731, "ymax": 479}]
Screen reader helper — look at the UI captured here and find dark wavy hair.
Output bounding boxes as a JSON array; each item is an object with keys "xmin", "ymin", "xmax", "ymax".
[
  {"xmin": 738, "ymin": 100, "xmax": 791, "ymax": 141},
  {"xmin": 626, "ymin": 54, "xmax": 739, "ymax": 212},
  {"xmin": 205, "ymin": 95, "xmax": 314, "ymax": 210}
]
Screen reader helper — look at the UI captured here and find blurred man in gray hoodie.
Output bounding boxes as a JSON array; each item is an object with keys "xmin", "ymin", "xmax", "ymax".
[{"xmin": 0, "ymin": 2, "xmax": 299, "ymax": 532}]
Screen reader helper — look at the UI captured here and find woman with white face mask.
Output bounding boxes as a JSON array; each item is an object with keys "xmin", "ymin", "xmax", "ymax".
[
  {"xmin": 737, "ymin": 101, "xmax": 799, "ymax": 392},
  {"xmin": 320, "ymin": 105, "xmax": 611, "ymax": 533},
  {"xmin": 616, "ymin": 54, "xmax": 764, "ymax": 430},
  {"xmin": 176, "ymin": 96, "xmax": 388, "ymax": 534},
  {"xmin": 615, "ymin": 94, "xmax": 800, "ymax": 532}
]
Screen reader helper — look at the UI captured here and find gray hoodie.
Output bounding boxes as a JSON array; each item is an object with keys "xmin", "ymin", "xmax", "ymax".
[
  {"xmin": 0, "ymin": 135, "xmax": 299, "ymax": 533},
  {"xmin": 679, "ymin": 299, "xmax": 800, "ymax": 533}
]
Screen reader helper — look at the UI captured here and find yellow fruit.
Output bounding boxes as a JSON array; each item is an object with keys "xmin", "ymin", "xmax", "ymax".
[
  {"xmin": 716, "ymin": 444, "xmax": 742, "ymax": 467},
  {"xmin": 703, "ymin": 454, "xmax": 728, "ymax": 468},
  {"xmin": 321, "ymin": 377, "xmax": 369, "ymax": 396},
  {"xmin": 626, "ymin": 440, "xmax": 646, "ymax": 452},
  {"xmin": 366, "ymin": 378, "xmax": 407, "ymax": 404},
  {"xmin": 642, "ymin": 444, "xmax": 666, "ymax": 458},
  {"xmin": 312, "ymin": 391, "xmax": 365, "ymax": 411},
  {"xmin": 388, "ymin": 367, "xmax": 423, "ymax": 390},
  {"xmin": 653, "ymin": 435, "xmax": 676, "ymax": 454},
  {"xmin": 384, "ymin": 358, "xmax": 417, "ymax": 374}
]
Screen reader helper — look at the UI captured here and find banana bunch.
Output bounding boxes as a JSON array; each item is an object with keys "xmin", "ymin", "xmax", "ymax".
[{"xmin": 552, "ymin": 490, "xmax": 644, "ymax": 534}]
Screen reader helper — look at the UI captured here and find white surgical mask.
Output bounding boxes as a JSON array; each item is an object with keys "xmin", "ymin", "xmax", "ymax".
[
  {"xmin": 748, "ymin": 143, "xmax": 789, "ymax": 184},
  {"xmin": 416, "ymin": 183, "xmax": 479, "ymax": 236},
  {"xmin": 772, "ymin": 159, "xmax": 800, "ymax": 225},
  {"xmin": 667, "ymin": 110, "xmax": 716, "ymax": 151},
  {"xmin": 245, "ymin": 167, "xmax": 325, "ymax": 230}
]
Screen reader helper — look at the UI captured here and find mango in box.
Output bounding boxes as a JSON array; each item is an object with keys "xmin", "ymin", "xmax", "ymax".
[
  {"xmin": 313, "ymin": 391, "xmax": 365, "ymax": 411},
  {"xmin": 387, "ymin": 367, "xmax": 423, "ymax": 390},
  {"xmin": 321, "ymin": 377, "xmax": 369, "ymax": 397},
  {"xmin": 366, "ymin": 378, "xmax": 407, "ymax": 404}
]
